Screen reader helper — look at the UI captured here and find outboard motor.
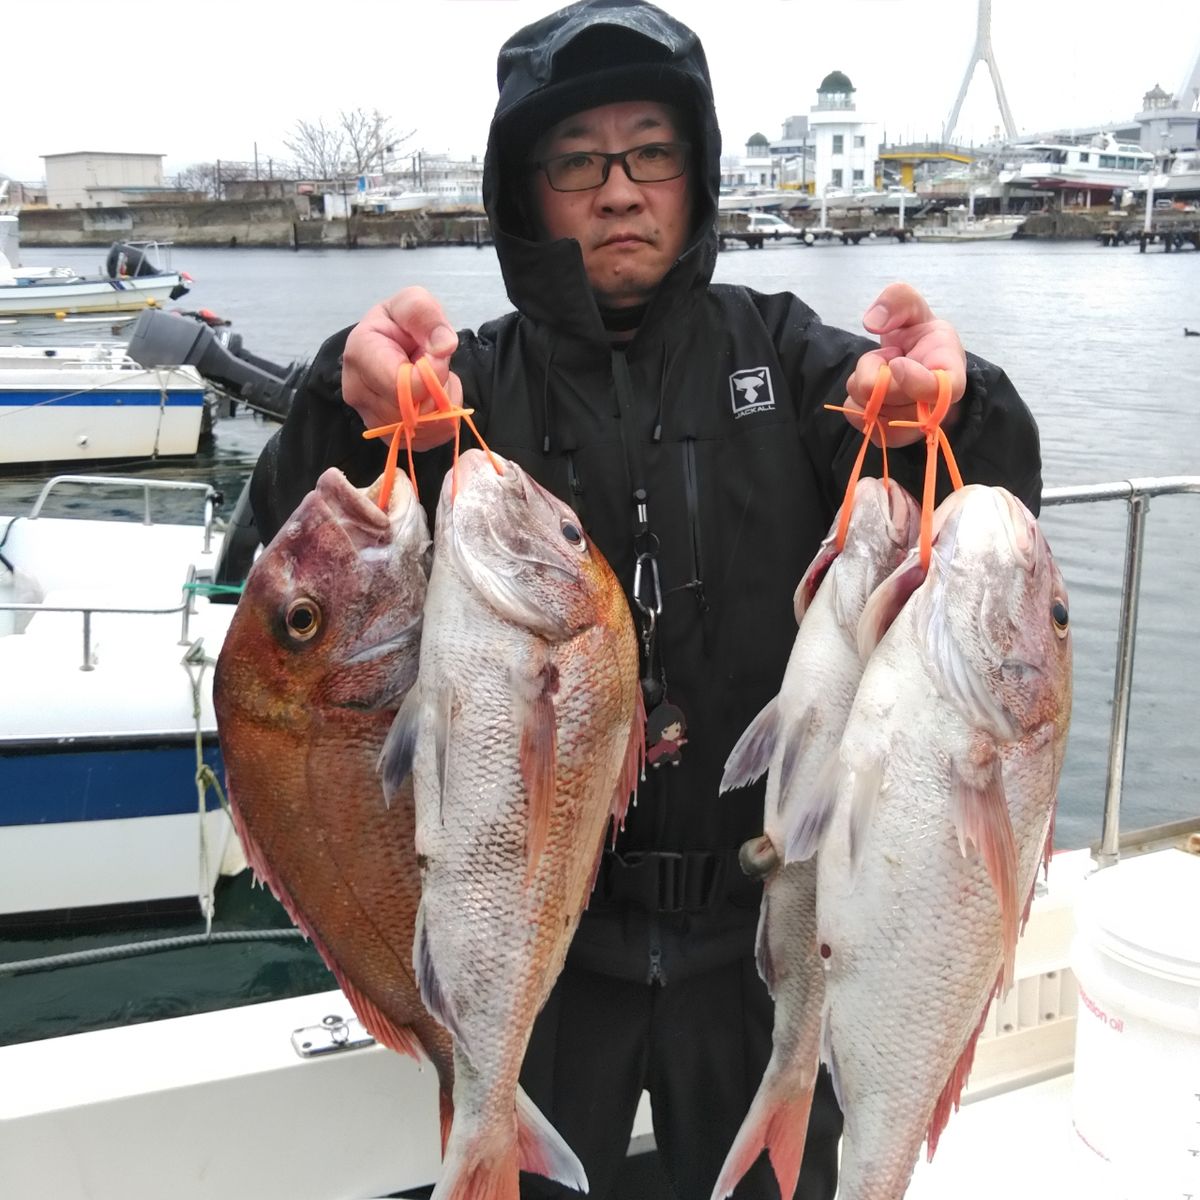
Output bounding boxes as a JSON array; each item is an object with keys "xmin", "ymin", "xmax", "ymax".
[
  {"xmin": 126, "ymin": 308, "xmax": 306, "ymax": 422},
  {"xmin": 106, "ymin": 242, "xmax": 162, "ymax": 278}
]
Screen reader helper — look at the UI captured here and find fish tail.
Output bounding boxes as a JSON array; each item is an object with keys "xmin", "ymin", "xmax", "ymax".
[
  {"xmin": 515, "ymin": 1085, "xmax": 588, "ymax": 1191},
  {"xmin": 433, "ymin": 1090, "xmax": 587, "ymax": 1200},
  {"xmin": 710, "ymin": 1072, "xmax": 814, "ymax": 1200}
]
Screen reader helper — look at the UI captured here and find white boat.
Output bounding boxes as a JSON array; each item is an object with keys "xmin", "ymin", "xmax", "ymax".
[
  {"xmin": 0, "ymin": 476, "xmax": 1196, "ymax": 1200},
  {"xmin": 0, "ymin": 475, "xmax": 241, "ymax": 922},
  {"xmin": 0, "ymin": 343, "xmax": 207, "ymax": 466},
  {"xmin": 0, "ymin": 240, "xmax": 192, "ymax": 318},
  {"xmin": 358, "ymin": 186, "xmax": 438, "ymax": 213},
  {"xmin": 1004, "ymin": 133, "xmax": 1155, "ymax": 196},
  {"xmin": 914, "ymin": 206, "xmax": 1024, "ymax": 242}
]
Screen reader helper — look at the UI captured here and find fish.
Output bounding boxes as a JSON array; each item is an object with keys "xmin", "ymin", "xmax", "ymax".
[
  {"xmin": 713, "ymin": 477, "xmax": 921, "ymax": 1200},
  {"xmin": 382, "ymin": 448, "xmax": 643, "ymax": 1200},
  {"xmin": 814, "ymin": 484, "xmax": 1072, "ymax": 1199},
  {"xmin": 212, "ymin": 466, "xmax": 454, "ymax": 1146}
]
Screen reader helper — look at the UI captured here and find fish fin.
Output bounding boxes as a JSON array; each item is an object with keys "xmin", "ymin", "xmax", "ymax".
[
  {"xmin": 819, "ymin": 1010, "xmax": 845, "ymax": 1112},
  {"xmin": 710, "ymin": 1069, "xmax": 815, "ymax": 1200},
  {"xmin": 513, "ymin": 659, "xmax": 559, "ymax": 882},
  {"xmin": 438, "ymin": 1089, "xmax": 454, "ymax": 1159},
  {"xmin": 950, "ymin": 750, "xmax": 1020, "ymax": 990},
  {"xmin": 378, "ymin": 686, "xmax": 421, "ymax": 806},
  {"xmin": 720, "ymin": 697, "xmax": 780, "ymax": 792},
  {"xmin": 611, "ymin": 684, "xmax": 645, "ymax": 832},
  {"xmin": 433, "ymin": 683, "xmax": 455, "ymax": 825},
  {"xmin": 754, "ymin": 887, "xmax": 776, "ymax": 991},
  {"xmin": 782, "ymin": 750, "xmax": 842, "ymax": 865},
  {"xmin": 515, "ymin": 1086, "xmax": 589, "ymax": 1191},
  {"xmin": 334, "ymin": 972, "xmax": 423, "ymax": 1062},
  {"xmin": 926, "ymin": 969, "xmax": 1002, "ymax": 1161},
  {"xmin": 846, "ymin": 759, "xmax": 885, "ymax": 879},
  {"xmin": 794, "ymin": 533, "xmax": 840, "ymax": 623},
  {"xmin": 857, "ymin": 552, "xmax": 926, "ymax": 661},
  {"xmin": 414, "ymin": 900, "xmax": 469, "ymax": 1063}
]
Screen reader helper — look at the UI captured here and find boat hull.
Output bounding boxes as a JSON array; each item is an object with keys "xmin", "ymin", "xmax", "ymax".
[
  {"xmin": 0, "ymin": 498, "xmax": 239, "ymax": 919},
  {"xmin": 0, "ymin": 276, "xmax": 185, "ymax": 317},
  {"xmin": 0, "ymin": 362, "xmax": 206, "ymax": 466}
]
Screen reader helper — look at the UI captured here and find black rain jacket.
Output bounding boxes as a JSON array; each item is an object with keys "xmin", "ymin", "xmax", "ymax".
[{"xmin": 250, "ymin": 0, "xmax": 1042, "ymax": 986}]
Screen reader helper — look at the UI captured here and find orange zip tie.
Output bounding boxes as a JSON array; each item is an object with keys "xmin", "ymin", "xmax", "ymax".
[
  {"xmin": 825, "ymin": 362, "xmax": 892, "ymax": 551},
  {"xmin": 413, "ymin": 356, "xmax": 503, "ymax": 501},
  {"xmin": 362, "ymin": 358, "xmax": 485, "ymax": 510},
  {"xmin": 887, "ymin": 368, "xmax": 964, "ymax": 571}
]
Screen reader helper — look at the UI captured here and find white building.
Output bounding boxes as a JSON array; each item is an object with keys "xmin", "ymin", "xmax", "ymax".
[
  {"xmin": 42, "ymin": 152, "xmax": 167, "ymax": 208},
  {"xmin": 808, "ymin": 71, "xmax": 880, "ymax": 194},
  {"xmin": 720, "ymin": 133, "xmax": 775, "ymax": 189}
]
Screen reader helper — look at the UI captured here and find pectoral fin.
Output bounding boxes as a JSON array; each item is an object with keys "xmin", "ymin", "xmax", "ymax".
[
  {"xmin": 721, "ymin": 697, "xmax": 780, "ymax": 793},
  {"xmin": 950, "ymin": 746, "xmax": 1019, "ymax": 990},
  {"xmin": 513, "ymin": 658, "xmax": 559, "ymax": 882}
]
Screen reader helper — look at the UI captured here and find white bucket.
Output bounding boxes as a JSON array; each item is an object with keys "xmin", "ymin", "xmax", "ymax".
[{"xmin": 1070, "ymin": 849, "xmax": 1200, "ymax": 1200}]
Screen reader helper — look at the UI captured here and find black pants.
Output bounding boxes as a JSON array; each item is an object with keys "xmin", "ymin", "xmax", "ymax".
[{"xmin": 517, "ymin": 956, "xmax": 841, "ymax": 1200}]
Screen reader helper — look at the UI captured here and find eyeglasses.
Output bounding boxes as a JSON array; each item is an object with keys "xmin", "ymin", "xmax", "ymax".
[{"xmin": 531, "ymin": 142, "xmax": 689, "ymax": 192}]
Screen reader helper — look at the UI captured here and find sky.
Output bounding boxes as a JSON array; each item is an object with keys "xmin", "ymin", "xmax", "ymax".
[{"xmin": 3, "ymin": 0, "xmax": 1198, "ymax": 182}]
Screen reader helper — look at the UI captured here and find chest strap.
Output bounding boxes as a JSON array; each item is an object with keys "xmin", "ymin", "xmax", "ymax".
[{"xmin": 588, "ymin": 849, "xmax": 762, "ymax": 915}]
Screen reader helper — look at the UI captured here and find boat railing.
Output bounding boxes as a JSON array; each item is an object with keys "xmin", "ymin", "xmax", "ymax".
[
  {"xmin": 28, "ymin": 475, "xmax": 220, "ymax": 549},
  {"xmin": 0, "ymin": 563, "xmax": 205, "ymax": 671},
  {"xmin": 1041, "ymin": 476, "xmax": 1200, "ymax": 865}
]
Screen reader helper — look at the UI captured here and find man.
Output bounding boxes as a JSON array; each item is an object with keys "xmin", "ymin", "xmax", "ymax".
[{"xmin": 251, "ymin": 3, "xmax": 1041, "ymax": 1197}]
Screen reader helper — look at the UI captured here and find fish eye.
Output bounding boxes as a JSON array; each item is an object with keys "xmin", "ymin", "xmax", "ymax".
[
  {"xmin": 1051, "ymin": 598, "xmax": 1069, "ymax": 638},
  {"xmin": 285, "ymin": 597, "xmax": 322, "ymax": 641},
  {"xmin": 560, "ymin": 519, "xmax": 587, "ymax": 552}
]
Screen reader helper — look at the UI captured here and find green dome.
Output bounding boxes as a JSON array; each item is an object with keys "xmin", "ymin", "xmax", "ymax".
[
  {"xmin": 818, "ymin": 70, "xmax": 854, "ymax": 94},
  {"xmin": 747, "ymin": 132, "xmax": 769, "ymax": 147}
]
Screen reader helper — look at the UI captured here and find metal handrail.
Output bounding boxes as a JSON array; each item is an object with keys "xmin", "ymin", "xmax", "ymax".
[
  {"xmin": 0, "ymin": 564, "xmax": 203, "ymax": 671},
  {"xmin": 29, "ymin": 475, "xmax": 220, "ymax": 552},
  {"xmin": 1041, "ymin": 476, "xmax": 1200, "ymax": 865}
]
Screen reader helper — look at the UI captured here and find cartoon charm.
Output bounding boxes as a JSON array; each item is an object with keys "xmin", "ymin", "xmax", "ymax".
[{"xmin": 646, "ymin": 702, "xmax": 688, "ymax": 768}]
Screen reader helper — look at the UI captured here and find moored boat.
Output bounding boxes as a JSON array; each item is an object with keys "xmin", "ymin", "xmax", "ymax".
[
  {"xmin": 0, "ymin": 475, "xmax": 242, "ymax": 923},
  {"xmin": 0, "ymin": 241, "xmax": 191, "ymax": 318},
  {"xmin": 0, "ymin": 344, "xmax": 207, "ymax": 467}
]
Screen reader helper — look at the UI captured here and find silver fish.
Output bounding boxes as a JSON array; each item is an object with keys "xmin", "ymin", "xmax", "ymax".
[{"xmin": 713, "ymin": 477, "xmax": 920, "ymax": 1200}]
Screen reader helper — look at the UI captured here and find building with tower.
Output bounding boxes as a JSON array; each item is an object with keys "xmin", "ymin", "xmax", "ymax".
[{"xmin": 809, "ymin": 71, "xmax": 880, "ymax": 195}]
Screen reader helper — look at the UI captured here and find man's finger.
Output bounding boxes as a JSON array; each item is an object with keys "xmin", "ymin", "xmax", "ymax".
[
  {"xmin": 862, "ymin": 282, "xmax": 935, "ymax": 335},
  {"xmin": 380, "ymin": 286, "xmax": 458, "ymax": 359}
]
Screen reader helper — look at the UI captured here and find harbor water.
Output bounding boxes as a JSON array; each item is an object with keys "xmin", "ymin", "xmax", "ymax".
[{"xmin": 2, "ymin": 237, "xmax": 1197, "ymax": 1043}]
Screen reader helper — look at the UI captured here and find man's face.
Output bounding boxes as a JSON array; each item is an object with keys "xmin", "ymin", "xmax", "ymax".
[{"xmin": 531, "ymin": 100, "xmax": 693, "ymax": 309}]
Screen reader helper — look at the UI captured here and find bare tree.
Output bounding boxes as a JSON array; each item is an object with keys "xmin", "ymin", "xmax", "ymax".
[
  {"xmin": 339, "ymin": 108, "xmax": 414, "ymax": 176},
  {"xmin": 285, "ymin": 109, "xmax": 415, "ymax": 180},
  {"xmin": 284, "ymin": 118, "xmax": 348, "ymax": 181},
  {"xmin": 174, "ymin": 163, "xmax": 217, "ymax": 197}
]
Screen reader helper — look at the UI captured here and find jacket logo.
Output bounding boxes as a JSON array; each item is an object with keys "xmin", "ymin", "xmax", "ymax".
[{"xmin": 729, "ymin": 367, "xmax": 775, "ymax": 417}]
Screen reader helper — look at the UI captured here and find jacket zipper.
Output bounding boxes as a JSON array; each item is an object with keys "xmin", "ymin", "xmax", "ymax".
[
  {"xmin": 565, "ymin": 451, "xmax": 586, "ymax": 526},
  {"xmin": 682, "ymin": 438, "xmax": 710, "ymax": 617}
]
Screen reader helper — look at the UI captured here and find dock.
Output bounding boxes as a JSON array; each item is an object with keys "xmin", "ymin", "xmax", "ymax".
[
  {"xmin": 718, "ymin": 225, "xmax": 913, "ymax": 250},
  {"xmin": 1095, "ymin": 214, "xmax": 1200, "ymax": 253}
]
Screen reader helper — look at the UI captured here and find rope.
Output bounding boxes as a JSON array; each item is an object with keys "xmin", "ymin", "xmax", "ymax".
[
  {"xmin": 183, "ymin": 580, "xmax": 244, "ymax": 597},
  {"xmin": 182, "ymin": 639, "xmax": 229, "ymax": 936},
  {"xmin": 0, "ymin": 928, "xmax": 306, "ymax": 978}
]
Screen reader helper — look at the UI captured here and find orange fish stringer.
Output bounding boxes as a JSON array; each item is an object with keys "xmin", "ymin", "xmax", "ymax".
[
  {"xmin": 827, "ymin": 363, "xmax": 964, "ymax": 570},
  {"xmin": 363, "ymin": 356, "xmax": 503, "ymax": 510}
]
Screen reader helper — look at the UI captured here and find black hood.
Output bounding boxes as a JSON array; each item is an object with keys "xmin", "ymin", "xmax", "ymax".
[{"xmin": 483, "ymin": 0, "xmax": 722, "ymax": 343}]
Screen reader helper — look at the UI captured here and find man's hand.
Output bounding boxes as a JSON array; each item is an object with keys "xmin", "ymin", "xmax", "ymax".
[
  {"xmin": 842, "ymin": 283, "xmax": 968, "ymax": 448},
  {"xmin": 342, "ymin": 287, "xmax": 465, "ymax": 450}
]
